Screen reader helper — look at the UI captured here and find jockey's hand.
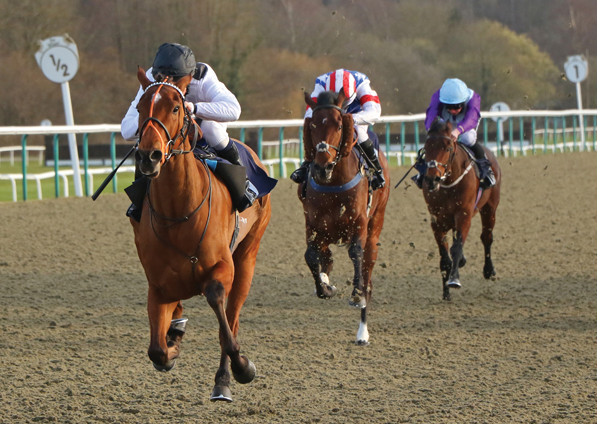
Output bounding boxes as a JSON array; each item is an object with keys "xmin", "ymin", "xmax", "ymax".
[
  {"xmin": 184, "ymin": 101, "xmax": 195, "ymax": 115},
  {"xmin": 451, "ymin": 129, "xmax": 460, "ymax": 141}
]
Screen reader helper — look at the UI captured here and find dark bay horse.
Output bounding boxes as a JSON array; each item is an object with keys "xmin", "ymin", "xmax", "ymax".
[
  {"xmin": 298, "ymin": 90, "xmax": 390, "ymax": 345},
  {"xmin": 422, "ymin": 118, "xmax": 501, "ymax": 300},
  {"xmin": 131, "ymin": 68, "xmax": 272, "ymax": 402}
]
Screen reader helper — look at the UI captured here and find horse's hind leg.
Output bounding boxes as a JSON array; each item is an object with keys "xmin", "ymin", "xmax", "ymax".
[
  {"xmin": 348, "ymin": 238, "xmax": 366, "ymax": 308},
  {"xmin": 147, "ymin": 289, "xmax": 183, "ymax": 371},
  {"xmin": 448, "ymin": 213, "xmax": 473, "ymax": 289},
  {"xmin": 432, "ymin": 225, "xmax": 452, "ymax": 300},
  {"xmin": 480, "ymin": 204, "xmax": 497, "ymax": 280}
]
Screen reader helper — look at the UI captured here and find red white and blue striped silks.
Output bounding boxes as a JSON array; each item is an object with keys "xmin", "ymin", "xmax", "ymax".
[{"xmin": 305, "ymin": 69, "xmax": 381, "ymax": 136}]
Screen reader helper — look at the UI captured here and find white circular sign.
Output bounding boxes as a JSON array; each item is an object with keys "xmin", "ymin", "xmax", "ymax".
[
  {"xmin": 564, "ymin": 56, "xmax": 588, "ymax": 83},
  {"xmin": 38, "ymin": 45, "xmax": 79, "ymax": 83},
  {"xmin": 489, "ymin": 102, "xmax": 510, "ymax": 123}
]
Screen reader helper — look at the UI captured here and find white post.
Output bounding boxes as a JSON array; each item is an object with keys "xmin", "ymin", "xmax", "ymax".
[
  {"xmin": 61, "ymin": 82, "xmax": 83, "ymax": 197},
  {"xmin": 576, "ymin": 81, "xmax": 586, "ymax": 150}
]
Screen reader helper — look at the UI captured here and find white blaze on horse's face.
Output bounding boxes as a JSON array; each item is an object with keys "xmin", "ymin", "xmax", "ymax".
[{"xmin": 152, "ymin": 92, "xmax": 162, "ymax": 104}]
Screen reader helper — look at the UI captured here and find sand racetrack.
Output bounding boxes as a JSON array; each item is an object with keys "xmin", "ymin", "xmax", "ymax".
[{"xmin": 1, "ymin": 152, "xmax": 596, "ymax": 423}]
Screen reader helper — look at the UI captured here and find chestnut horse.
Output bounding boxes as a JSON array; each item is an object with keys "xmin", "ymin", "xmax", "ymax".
[
  {"xmin": 131, "ymin": 68, "xmax": 272, "ymax": 402},
  {"xmin": 298, "ymin": 90, "xmax": 389, "ymax": 345},
  {"xmin": 422, "ymin": 118, "xmax": 501, "ymax": 300}
]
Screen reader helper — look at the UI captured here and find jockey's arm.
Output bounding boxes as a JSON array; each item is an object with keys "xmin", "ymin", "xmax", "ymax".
[
  {"xmin": 121, "ymin": 72, "xmax": 152, "ymax": 141},
  {"xmin": 187, "ymin": 65, "xmax": 241, "ymax": 123},
  {"xmin": 424, "ymin": 90, "xmax": 442, "ymax": 131},
  {"xmin": 351, "ymin": 80, "xmax": 381, "ymax": 125},
  {"xmin": 303, "ymin": 79, "xmax": 326, "ymax": 120},
  {"xmin": 456, "ymin": 92, "xmax": 481, "ymax": 135}
]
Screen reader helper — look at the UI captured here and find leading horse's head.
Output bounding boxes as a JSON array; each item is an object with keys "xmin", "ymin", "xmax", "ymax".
[
  {"xmin": 135, "ymin": 67, "xmax": 197, "ymax": 178},
  {"xmin": 424, "ymin": 117, "xmax": 455, "ymax": 192},
  {"xmin": 304, "ymin": 90, "xmax": 355, "ymax": 182}
]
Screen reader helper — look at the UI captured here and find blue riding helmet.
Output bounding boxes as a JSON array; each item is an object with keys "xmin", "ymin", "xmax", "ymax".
[{"xmin": 439, "ymin": 78, "xmax": 473, "ymax": 105}]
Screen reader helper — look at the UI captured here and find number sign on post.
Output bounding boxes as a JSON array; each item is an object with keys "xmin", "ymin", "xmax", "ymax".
[
  {"xmin": 564, "ymin": 55, "xmax": 588, "ymax": 149},
  {"xmin": 35, "ymin": 35, "xmax": 83, "ymax": 196},
  {"xmin": 489, "ymin": 102, "xmax": 510, "ymax": 146}
]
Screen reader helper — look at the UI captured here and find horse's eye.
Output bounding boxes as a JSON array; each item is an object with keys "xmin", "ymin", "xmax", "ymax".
[
  {"xmin": 311, "ymin": 123, "xmax": 317, "ymax": 129},
  {"xmin": 173, "ymin": 106, "xmax": 180, "ymax": 113}
]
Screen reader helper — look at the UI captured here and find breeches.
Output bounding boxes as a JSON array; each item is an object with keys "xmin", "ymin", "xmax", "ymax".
[
  {"xmin": 200, "ymin": 120, "xmax": 230, "ymax": 150},
  {"xmin": 458, "ymin": 129, "xmax": 477, "ymax": 147}
]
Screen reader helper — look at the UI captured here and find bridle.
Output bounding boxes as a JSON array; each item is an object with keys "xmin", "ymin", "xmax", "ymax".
[
  {"xmin": 311, "ymin": 104, "xmax": 346, "ymax": 170},
  {"xmin": 425, "ymin": 134, "xmax": 456, "ymax": 183},
  {"xmin": 138, "ymin": 81, "xmax": 199, "ymax": 165}
]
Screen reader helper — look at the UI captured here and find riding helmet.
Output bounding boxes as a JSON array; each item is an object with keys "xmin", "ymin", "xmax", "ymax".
[
  {"xmin": 151, "ymin": 43, "xmax": 196, "ymax": 79},
  {"xmin": 326, "ymin": 69, "xmax": 357, "ymax": 103},
  {"xmin": 439, "ymin": 78, "xmax": 473, "ymax": 105}
]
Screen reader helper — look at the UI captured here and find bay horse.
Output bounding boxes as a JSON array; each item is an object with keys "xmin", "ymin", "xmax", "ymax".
[
  {"xmin": 422, "ymin": 118, "xmax": 501, "ymax": 301},
  {"xmin": 131, "ymin": 67, "xmax": 272, "ymax": 402},
  {"xmin": 298, "ymin": 90, "xmax": 390, "ymax": 345}
]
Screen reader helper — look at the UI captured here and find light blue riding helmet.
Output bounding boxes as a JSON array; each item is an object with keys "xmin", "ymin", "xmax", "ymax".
[{"xmin": 439, "ymin": 78, "xmax": 473, "ymax": 105}]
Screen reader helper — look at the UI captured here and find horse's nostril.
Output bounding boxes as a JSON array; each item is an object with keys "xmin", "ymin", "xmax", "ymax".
[
  {"xmin": 325, "ymin": 164, "xmax": 334, "ymax": 171},
  {"xmin": 149, "ymin": 150, "xmax": 163, "ymax": 162}
]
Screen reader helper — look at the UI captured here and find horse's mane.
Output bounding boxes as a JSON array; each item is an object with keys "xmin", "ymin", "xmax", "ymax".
[
  {"xmin": 316, "ymin": 91, "xmax": 340, "ymax": 107},
  {"xmin": 429, "ymin": 117, "xmax": 450, "ymax": 134}
]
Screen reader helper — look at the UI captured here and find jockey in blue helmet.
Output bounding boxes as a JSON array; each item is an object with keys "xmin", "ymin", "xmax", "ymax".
[{"xmin": 412, "ymin": 78, "xmax": 496, "ymax": 190}]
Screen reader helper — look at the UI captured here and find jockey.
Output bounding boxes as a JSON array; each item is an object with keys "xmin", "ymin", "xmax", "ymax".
[
  {"xmin": 412, "ymin": 78, "xmax": 496, "ymax": 190},
  {"xmin": 121, "ymin": 42, "xmax": 243, "ymax": 167},
  {"xmin": 122, "ymin": 43, "xmax": 254, "ymax": 220},
  {"xmin": 290, "ymin": 69, "xmax": 385, "ymax": 189}
]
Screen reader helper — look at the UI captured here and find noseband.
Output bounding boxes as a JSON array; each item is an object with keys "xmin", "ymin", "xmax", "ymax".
[
  {"xmin": 311, "ymin": 104, "xmax": 346, "ymax": 169},
  {"xmin": 139, "ymin": 81, "xmax": 199, "ymax": 164},
  {"xmin": 425, "ymin": 135, "xmax": 455, "ymax": 182}
]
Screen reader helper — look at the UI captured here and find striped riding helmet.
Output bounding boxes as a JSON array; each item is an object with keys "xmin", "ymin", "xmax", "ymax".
[{"xmin": 325, "ymin": 69, "xmax": 357, "ymax": 103}]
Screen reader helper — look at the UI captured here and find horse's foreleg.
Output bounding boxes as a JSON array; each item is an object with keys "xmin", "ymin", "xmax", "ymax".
[
  {"xmin": 480, "ymin": 205, "xmax": 497, "ymax": 280},
  {"xmin": 147, "ymin": 288, "xmax": 182, "ymax": 371},
  {"xmin": 305, "ymin": 242, "xmax": 336, "ymax": 299},
  {"xmin": 204, "ymin": 264, "xmax": 254, "ymax": 402},
  {"xmin": 348, "ymin": 239, "xmax": 366, "ymax": 308},
  {"xmin": 448, "ymin": 214, "xmax": 473, "ymax": 289}
]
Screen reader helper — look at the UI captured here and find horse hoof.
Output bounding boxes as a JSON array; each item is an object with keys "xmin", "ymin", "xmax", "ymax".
[
  {"xmin": 232, "ymin": 356, "xmax": 256, "ymax": 384},
  {"xmin": 210, "ymin": 385, "xmax": 233, "ymax": 402},
  {"xmin": 484, "ymin": 266, "xmax": 496, "ymax": 280},
  {"xmin": 348, "ymin": 297, "xmax": 367, "ymax": 309},
  {"xmin": 447, "ymin": 279, "xmax": 461, "ymax": 289},
  {"xmin": 152, "ymin": 360, "xmax": 176, "ymax": 372},
  {"xmin": 356, "ymin": 339, "xmax": 370, "ymax": 346}
]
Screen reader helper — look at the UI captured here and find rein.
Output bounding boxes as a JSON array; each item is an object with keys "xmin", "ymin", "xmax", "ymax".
[
  {"xmin": 425, "ymin": 134, "xmax": 474, "ymax": 188},
  {"xmin": 139, "ymin": 81, "xmax": 199, "ymax": 165},
  {"xmin": 311, "ymin": 103, "xmax": 347, "ymax": 173},
  {"xmin": 147, "ymin": 160, "xmax": 213, "ymax": 266}
]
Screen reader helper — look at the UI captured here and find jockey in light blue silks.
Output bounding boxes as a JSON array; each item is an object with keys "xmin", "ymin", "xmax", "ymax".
[
  {"xmin": 290, "ymin": 69, "xmax": 385, "ymax": 190},
  {"xmin": 412, "ymin": 78, "xmax": 496, "ymax": 190}
]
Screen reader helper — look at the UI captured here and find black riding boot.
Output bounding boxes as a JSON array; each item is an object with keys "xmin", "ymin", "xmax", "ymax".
[
  {"xmin": 469, "ymin": 143, "xmax": 496, "ymax": 190},
  {"xmin": 216, "ymin": 140, "xmax": 243, "ymax": 166},
  {"xmin": 126, "ymin": 166, "xmax": 144, "ymax": 223},
  {"xmin": 290, "ymin": 160, "xmax": 312, "ymax": 183},
  {"xmin": 411, "ymin": 152, "xmax": 426, "ymax": 189},
  {"xmin": 360, "ymin": 139, "xmax": 385, "ymax": 190}
]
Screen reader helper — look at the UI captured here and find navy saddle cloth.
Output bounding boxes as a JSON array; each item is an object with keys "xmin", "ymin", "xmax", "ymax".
[{"xmin": 193, "ymin": 140, "xmax": 277, "ymax": 200}]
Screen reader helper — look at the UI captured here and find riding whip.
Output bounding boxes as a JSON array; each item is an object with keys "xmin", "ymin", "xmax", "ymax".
[{"xmin": 91, "ymin": 142, "xmax": 138, "ymax": 201}]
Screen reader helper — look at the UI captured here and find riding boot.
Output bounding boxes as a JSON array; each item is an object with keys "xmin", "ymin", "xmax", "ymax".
[
  {"xmin": 290, "ymin": 160, "xmax": 312, "ymax": 183},
  {"xmin": 126, "ymin": 166, "xmax": 144, "ymax": 223},
  {"xmin": 411, "ymin": 151, "xmax": 427, "ymax": 189},
  {"xmin": 216, "ymin": 139, "xmax": 243, "ymax": 167},
  {"xmin": 359, "ymin": 138, "xmax": 385, "ymax": 190},
  {"xmin": 469, "ymin": 142, "xmax": 496, "ymax": 190}
]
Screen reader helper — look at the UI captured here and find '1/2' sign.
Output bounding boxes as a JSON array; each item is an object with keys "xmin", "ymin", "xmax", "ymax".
[{"xmin": 35, "ymin": 36, "xmax": 79, "ymax": 84}]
